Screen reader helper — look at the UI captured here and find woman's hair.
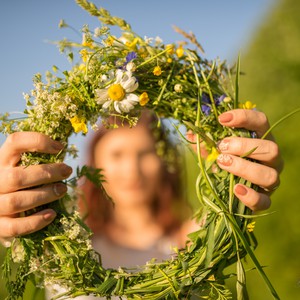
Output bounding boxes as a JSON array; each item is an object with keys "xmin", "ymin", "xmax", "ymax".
[{"xmin": 78, "ymin": 111, "xmax": 190, "ymax": 235}]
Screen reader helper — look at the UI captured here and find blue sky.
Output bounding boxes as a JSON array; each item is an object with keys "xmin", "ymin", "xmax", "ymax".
[{"xmin": 0, "ymin": 0, "xmax": 277, "ymax": 165}]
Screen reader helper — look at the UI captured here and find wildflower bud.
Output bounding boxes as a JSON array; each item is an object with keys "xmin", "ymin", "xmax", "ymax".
[
  {"xmin": 158, "ymin": 79, "xmax": 164, "ymax": 86},
  {"xmin": 166, "ymin": 44, "xmax": 174, "ymax": 54},
  {"xmin": 223, "ymin": 96, "xmax": 232, "ymax": 103},
  {"xmin": 126, "ymin": 61, "xmax": 136, "ymax": 72},
  {"xmin": 174, "ymin": 83, "xmax": 183, "ymax": 93}
]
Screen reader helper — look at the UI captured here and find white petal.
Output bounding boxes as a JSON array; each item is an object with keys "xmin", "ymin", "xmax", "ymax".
[
  {"xmin": 123, "ymin": 78, "xmax": 138, "ymax": 93},
  {"xmin": 119, "ymin": 100, "xmax": 134, "ymax": 113},
  {"xmin": 114, "ymin": 101, "xmax": 122, "ymax": 113},
  {"xmin": 102, "ymin": 100, "xmax": 112, "ymax": 109},
  {"xmin": 96, "ymin": 89, "xmax": 108, "ymax": 104},
  {"xmin": 125, "ymin": 93, "xmax": 140, "ymax": 103},
  {"xmin": 115, "ymin": 69, "xmax": 123, "ymax": 83}
]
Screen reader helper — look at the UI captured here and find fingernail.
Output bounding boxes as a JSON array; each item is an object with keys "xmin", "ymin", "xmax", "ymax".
[
  {"xmin": 61, "ymin": 165, "xmax": 73, "ymax": 178},
  {"xmin": 234, "ymin": 184, "xmax": 248, "ymax": 196},
  {"xmin": 52, "ymin": 141, "xmax": 64, "ymax": 151},
  {"xmin": 218, "ymin": 112, "xmax": 233, "ymax": 124},
  {"xmin": 53, "ymin": 183, "xmax": 67, "ymax": 196},
  {"xmin": 217, "ymin": 154, "xmax": 233, "ymax": 166},
  {"xmin": 43, "ymin": 209, "xmax": 56, "ymax": 221},
  {"xmin": 217, "ymin": 139, "xmax": 229, "ymax": 152}
]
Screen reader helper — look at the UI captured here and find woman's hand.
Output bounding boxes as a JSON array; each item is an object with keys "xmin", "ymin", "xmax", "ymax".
[
  {"xmin": 187, "ymin": 109, "xmax": 283, "ymax": 212},
  {"xmin": 216, "ymin": 109, "xmax": 283, "ymax": 211},
  {"xmin": 0, "ymin": 132, "xmax": 72, "ymax": 244}
]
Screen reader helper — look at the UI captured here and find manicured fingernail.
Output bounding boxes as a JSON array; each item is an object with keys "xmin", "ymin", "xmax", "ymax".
[
  {"xmin": 217, "ymin": 154, "xmax": 233, "ymax": 166},
  {"xmin": 218, "ymin": 112, "xmax": 233, "ymax": 124},
  {"xmin": 234, "ymin": 184, "xmax": 248, "ymax": 196},
  {"xmin": 61, "ymin": 165, "xmax": 73, "ymax": 178},
  {"xmin": 217, "ymin": 139, "xmax": 229, "ymax": 152},
  {"xmin": 43, "ymin": 209, "xmax": 56, "ymax": 221},
  {"xmin": 53, "ymin": 183, "xmax": 67, "ymax": 196}
]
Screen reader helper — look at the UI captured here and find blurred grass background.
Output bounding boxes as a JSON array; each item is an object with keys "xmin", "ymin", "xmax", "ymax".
[
  {"xmin": 1, "ymin": 0, "xmax": 299, "ymax": 299},
  {"xmin": 237, "ymin": 0, "xmax": 300, "ymax": 298}
]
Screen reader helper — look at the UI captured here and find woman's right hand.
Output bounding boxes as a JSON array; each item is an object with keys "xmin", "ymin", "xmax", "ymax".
[{"xmin": 0, "ymin": 132, "xmax": 72, "ymax": 244}]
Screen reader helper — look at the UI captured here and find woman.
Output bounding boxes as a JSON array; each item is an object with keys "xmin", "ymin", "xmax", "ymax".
[{"xmin": 0, "ymin": 108, "xmax": 282, "ymax": 299}]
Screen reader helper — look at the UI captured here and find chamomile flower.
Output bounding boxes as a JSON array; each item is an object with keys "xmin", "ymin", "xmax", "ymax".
[{"xmin": 96, "ymin": 69, "xmax": 139, "ymax": 113}]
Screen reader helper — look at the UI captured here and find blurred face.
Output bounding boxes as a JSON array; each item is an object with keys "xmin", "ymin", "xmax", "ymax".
[{"xmin": 94, "ymin": 125, "xmax": 163, "ymax": 208}]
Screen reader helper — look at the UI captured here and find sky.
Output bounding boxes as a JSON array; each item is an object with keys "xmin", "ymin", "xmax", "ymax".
[{"xmin": 0, "ymin": 0, "xmax": 278, "ymax": 167}]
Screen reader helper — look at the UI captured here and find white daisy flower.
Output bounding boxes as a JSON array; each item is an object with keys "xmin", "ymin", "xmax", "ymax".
[{"xmin": 96, "ymin": 69, "xmax": 139, "ymax": 113}]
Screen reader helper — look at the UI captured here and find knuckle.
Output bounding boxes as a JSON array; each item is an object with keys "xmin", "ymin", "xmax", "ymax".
[
  {"xmin": 6, "ymin": 169, "xmax": 23, "ymax": 191},
  {"xmin": 268, "ymin": 141, "xmax": 280, "ymax": 160},
  {"xmin": 266, "ymin": 168, "xmax": 279, "ymax": 187},
  {"xmin": 5, "ymin": 132, "xmax": 21, "ymax": 148},
  {"xmin": 258, "ymin": 111, "xmax": 269, "ymax": 128},
  {"xmin": 4, "ymin": 194, "xmax": 21, "ymax": 214},
  {"xmin": 235, "ymin": 109, "xmax": 248, "ymax": 125},
  {"xmin": 6, "ymin": 222, "xmax": 20, "ymax": 238}
]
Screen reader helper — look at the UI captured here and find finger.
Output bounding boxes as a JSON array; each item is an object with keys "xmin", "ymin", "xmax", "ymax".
[
  {"xmin": 0, "ymin": 209, "xmax": 56, "ymax": 238},
  {"xmin": 0, "ymin": 163, "xmax": 72, "ymax": 193},
  {"xmin": 218, "ymin": 109, "xmax": 272, "ymax": 139},
  {"xmin": 217, "ymin": 137, "xmax": 283, "ymax": 171},
  {"xmin": 217, "ymin": 153, "xmax": 280, "ymax": 191},
  {"xmin": 234, "ymin": 184, "xmax": 271, "ymax": 211},
  {"xmin": 0, "ymin": 132, "xmax": 64, "ymax": 167},
  {"xmin": 0, "ymin": 183, "xmax": 67, "ymax": 216}
]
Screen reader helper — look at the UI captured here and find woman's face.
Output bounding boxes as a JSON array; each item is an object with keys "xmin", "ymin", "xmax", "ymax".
[{"xmin": 94, "ymin": 125, "xmax": 163, "ymax": 208}]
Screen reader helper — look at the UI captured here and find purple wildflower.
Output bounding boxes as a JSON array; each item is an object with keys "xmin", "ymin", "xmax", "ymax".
[
  {"xmin": 201, "ymin": 105, "xmax": 211, "ymax": 115},
  {"xmin": 215, "ymin": 94, "xmax": 226, "ymax": 105},
  {"xmin": 126, "ymin": 51, "xmax": 137, "ymax": 63},
  {"xmin": 250, "ymin": 131, "xmax": 257, "ymax": 138}
]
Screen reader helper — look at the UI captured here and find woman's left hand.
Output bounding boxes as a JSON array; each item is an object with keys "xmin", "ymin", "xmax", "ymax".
[
  {"xmin": 187, "ymin": 109, "xmax": 283, "ymax": 212},
  {"xmin": 216, "ymin": 109, "xmax": 283, "ymax": 211}
]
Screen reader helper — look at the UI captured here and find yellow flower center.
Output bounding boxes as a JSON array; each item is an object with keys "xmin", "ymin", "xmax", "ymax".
[{"xmin": 108, "ymin": 84, "xmax": 126, "ymax": 101}]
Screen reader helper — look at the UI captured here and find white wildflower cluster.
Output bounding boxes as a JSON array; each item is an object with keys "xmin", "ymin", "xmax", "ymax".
[
  {"xmin": 11, "ymin": 239, "xmax": 26, "ymax": 263},
  {"xmin": 60, "ymin": 215, "xmax": 81, "ymax": 240}
]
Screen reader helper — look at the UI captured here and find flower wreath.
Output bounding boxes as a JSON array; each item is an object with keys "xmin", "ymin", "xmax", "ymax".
[{"xmin": 0, "ymin": 1, "xmax": 281, "ymax": 299}]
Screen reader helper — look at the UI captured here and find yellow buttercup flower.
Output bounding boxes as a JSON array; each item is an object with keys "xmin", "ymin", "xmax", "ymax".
[
  {"xmin": 207, "ymin": 147, "xmax": 219, "ymax": 162},
  {"xmin": 139, "ymin": 92, "xmax": 149, "ymax": 106},
  {"xmin": 176, "ymin": 46, "xmax": 184, "ymax": 58},
  {"xmin": 70, "ymin": 116, "xmax": 88, "ymax": 134},
  {"xmin": 78, "ymin": 64, "xmax": 86, "ymax": 72},
  {"xmin": 82, "ymin": 34, "xmax": 93, "ymax": 48},
  {"xmin": 239, "ymin": 100, "xmax": 256, "ymax": 110},
  {"xmin": 247, "ymin": 221, "xmax": 256, "ymax": 233},
  {"xmin": 153, "ymin": 66, "xmax": 162, "ymax": 76},
  {"xmin": 166, "ymin": 44, "xmax": 174, "ymax": 54},
  {"xmin": 126, "ymin": 37, "xmax": 139, "ymax": 50},
  {"xmin": 79, "ymin": 49, "xmax": 89, "ymax": 63},
  {"xmin": 104, "ymin": 36, "xmax": 115, "ymax": 47}
]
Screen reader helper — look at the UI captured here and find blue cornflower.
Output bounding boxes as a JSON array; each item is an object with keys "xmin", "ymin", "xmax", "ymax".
[
  {"xmin": 215, "ymin": 94, "xmax": 226, "ymax": 105},
  {"xmin": 126, "ymin": 51, "xmax": 137, "ymax": 63},
  {"xmin": 201, "ymin": 93, "xmax": 211, "ymax": 115},
  {"xmin": 201, "ymin": 105, "xmax": 211, "ymax": 115}
]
